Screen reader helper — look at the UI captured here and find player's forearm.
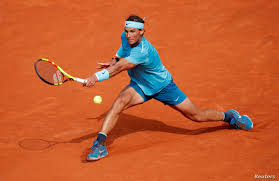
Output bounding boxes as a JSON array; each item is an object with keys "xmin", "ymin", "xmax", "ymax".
[
  {"xmin": 94, "ymin": 58, "xmax": 135, "ymax": 82},
  {"xmin": 106, "ymin": 62, "xmax": 125, "ymax": 78},
  {"xmin": 108, "ymin": 58, "xmax": 117, "ymax": 66}
]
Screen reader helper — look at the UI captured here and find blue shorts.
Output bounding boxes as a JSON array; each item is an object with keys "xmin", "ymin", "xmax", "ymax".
[{"xmin": 128, "ymin": 80, "xmax": 187, "ymax": 105}]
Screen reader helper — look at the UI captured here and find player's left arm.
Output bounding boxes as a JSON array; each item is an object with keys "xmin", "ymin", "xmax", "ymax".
[
  {"xmin": 84, "ymin": 59, "xmax": 136, "ymax": 87},
  {"xmin": 96, "ymin": 56, "xmax": 121, "ymax": 69},
  {"xmin": 107, "ymin": 58, "xmax": 136, "ymax": 77}
]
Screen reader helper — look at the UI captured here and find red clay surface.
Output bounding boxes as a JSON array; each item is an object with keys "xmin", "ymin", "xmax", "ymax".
[{"xmin": 1, "ymin": 0, "xmax": 279, "ymax": 180}]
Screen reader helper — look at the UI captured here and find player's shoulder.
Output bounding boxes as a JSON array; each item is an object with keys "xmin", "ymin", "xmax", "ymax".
[
  {"xmin": 131, "ymin": 38, "xmax": 149, "ymax": 56},
  {"xmin": 141, "ymin": 37, "xmax": 156, "ymax": 54}
]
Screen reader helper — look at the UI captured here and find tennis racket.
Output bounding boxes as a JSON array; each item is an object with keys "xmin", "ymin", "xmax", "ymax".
[{"xmin": 34, "ymin": 58, "xmax": 87, "ymax": 86}]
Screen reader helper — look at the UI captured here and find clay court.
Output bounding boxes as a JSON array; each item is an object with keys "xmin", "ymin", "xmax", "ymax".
[{"xmin": 1, "ymin": 0, "xmax": 278, "ymax": 180}]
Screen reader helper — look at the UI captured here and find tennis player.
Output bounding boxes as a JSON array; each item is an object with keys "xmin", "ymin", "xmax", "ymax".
[{"xmin": 84, "ymin": 15, "xmax": 253, "ymax": 161}]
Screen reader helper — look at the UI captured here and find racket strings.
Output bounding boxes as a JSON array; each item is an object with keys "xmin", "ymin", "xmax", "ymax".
[
  {"xmin": 53, "ymin": 70, "xmax": 63, "ymax": 84},
  {"xmin": 35, "ymin": 60, "xmax": 66, "ymax": 85}
]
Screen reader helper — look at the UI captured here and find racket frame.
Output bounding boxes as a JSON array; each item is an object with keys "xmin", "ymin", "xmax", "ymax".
[{"xmin": 34, "ymin": 58, "xmax": 87, "ymax": 85}]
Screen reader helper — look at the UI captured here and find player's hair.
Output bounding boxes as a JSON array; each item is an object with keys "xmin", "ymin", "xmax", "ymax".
[{"xmin": 126, "ymin": 15, "xmax": 145, "ymax": 24}]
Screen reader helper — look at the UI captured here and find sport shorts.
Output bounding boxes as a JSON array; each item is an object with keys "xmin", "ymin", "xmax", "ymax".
[{"xmin": 128, "ymin": 80, "xmax": 187, "ymax": 105}]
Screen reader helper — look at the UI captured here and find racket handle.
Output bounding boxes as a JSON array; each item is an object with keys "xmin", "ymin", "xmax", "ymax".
[{"xmin": 75, "ymin": 78, "xmax": 88, "ymax": 84}]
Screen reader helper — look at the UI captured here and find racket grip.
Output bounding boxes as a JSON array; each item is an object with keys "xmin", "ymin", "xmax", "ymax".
[{"xmin": 75, "ymin": 78, "xmax": 88, "ymax": 84}]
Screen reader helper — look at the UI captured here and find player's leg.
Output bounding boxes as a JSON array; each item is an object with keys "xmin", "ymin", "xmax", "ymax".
[
  {"xmin": 169, "ymin": 97, "xmax": 224, "ymax": 122},
  {"xmin": 100, "ymin": 85, "xmax": 145, "ymax": 135},
  {"xmin": 170, "ymin": 98, "xmax": 253, "ymax": 130},
  {"xmin": 87, "ymin": 81, "xmax": 148, "ymax": 161},
  {"xmin": 154, "ymin": 80, "xmax": 253, "ymax": 130}
]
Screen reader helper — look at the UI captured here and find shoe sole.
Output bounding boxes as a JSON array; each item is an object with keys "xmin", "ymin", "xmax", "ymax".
[{"xmin": 87, "ymin": 152, "xmax": 108, "ymax": 161}]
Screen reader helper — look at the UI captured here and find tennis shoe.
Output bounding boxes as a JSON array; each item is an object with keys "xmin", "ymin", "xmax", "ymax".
[
  {"xmin": 227, "ymin": 109, "xmax": 253, "ymax": 130},
  {"xmin": 87, "ymin": 140, "xmax": 108, "ymax": 161}
]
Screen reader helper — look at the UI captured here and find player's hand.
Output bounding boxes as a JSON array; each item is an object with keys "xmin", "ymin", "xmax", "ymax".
[
  {"xmin": 96, "ymin": 59, "xmax": 117, "ymax": 69},
  {"xmin": 96, "ymin": 62, "xmax": 110, "ymax": 69},
  {"xmin": 83, "ymin": 74, "xmax": 98, "ymax": 87}
]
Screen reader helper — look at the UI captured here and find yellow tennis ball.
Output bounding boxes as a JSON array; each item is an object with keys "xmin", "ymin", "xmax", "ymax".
[{"xmin": 93, "ymin": 96, "xmax": 102, "ymax": 104}]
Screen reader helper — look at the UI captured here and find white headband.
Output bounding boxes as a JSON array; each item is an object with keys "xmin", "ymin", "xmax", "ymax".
[{"xmin": 125, "ymin": 21, "xmax": 144, "ymax": 29}]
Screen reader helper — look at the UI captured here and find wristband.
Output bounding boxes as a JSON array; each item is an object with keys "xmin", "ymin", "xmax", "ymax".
[
  {"xmin": 113, "ymin": 55, "xmax": 120, "ymax": 62},
  {"xmin": 95, "ymin": 69, "xmax": 109, "ymax": 82}
]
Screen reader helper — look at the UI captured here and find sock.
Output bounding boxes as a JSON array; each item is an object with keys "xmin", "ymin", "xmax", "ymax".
[
  {"xmin": 96, "ymin": 132, "xmax": 107, "ymax": 145},
  {"xmin": 223, "ymin": 112, "xmax": 233, "ymax": 123}
]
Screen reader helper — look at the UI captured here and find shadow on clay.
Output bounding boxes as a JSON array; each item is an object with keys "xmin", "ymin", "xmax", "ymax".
[
  {"xmin": 18, "ymin": 112, "xmax": 232, "ymax": 162},
  {"xmin": 79, "ymin": 112, "xmax": 232, "ymax": 163}
]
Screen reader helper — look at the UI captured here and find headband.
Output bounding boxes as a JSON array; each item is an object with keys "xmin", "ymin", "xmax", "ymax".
[{"xmin": 125, "ymin": 21, "xmax": 144, "ymax": 29}]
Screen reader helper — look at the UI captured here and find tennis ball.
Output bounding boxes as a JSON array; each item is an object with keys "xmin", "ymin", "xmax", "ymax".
[{"xmin": 93, "ymin": 96, "xmax": 102, "ymax": 104}]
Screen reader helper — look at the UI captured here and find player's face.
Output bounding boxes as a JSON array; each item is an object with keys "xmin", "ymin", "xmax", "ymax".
[{"xmin": 124, "ymin": 27, "xmax": 144, "ymax": 46}]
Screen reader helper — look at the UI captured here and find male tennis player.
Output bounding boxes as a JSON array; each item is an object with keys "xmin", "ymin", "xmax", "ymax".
[{"xmin": 84, "ymin": 15, "xmax": 253, "ymax": 161}]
